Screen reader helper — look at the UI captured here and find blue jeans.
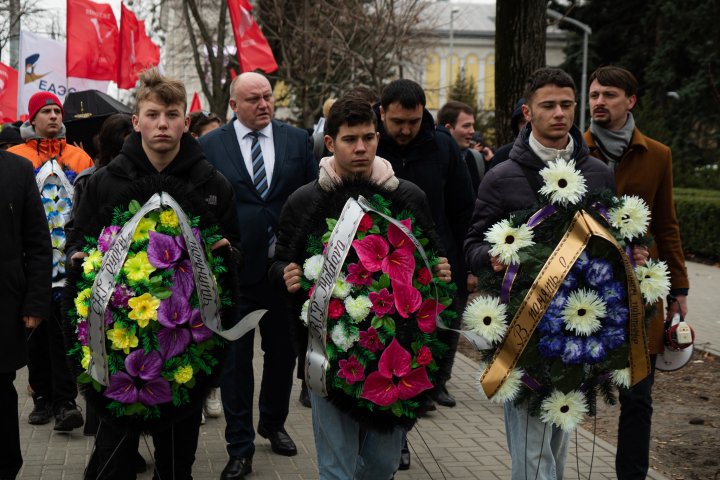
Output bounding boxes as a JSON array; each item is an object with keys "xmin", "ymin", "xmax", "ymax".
[
  {"xmin": 310, "ymin": 392, "xmax": 403, "ymax": 480},
  {"xmin": 504, "ymin": 402, "xmax": 569, "ymax": 480}
]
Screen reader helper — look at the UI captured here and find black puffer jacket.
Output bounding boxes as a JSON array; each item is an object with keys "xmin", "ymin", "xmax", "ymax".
[
  {"xmin": 67, "ymin": 132, "xmax": 242, "ymax": 258},
  {"xmin": 464, "ymin": 125, "xmax": 615, "ymax": 273},
  {"xmin": 374, "ymin": 105, "xmax": 475, "ymax": 296}
]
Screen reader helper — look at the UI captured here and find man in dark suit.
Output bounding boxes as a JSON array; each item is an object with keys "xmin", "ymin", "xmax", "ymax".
[{"xmin": 199, "ymin": 72, "xmax": 318, "ymax": 480}]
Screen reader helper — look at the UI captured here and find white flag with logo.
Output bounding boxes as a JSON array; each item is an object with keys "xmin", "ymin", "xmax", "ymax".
[{"xmin": 18, "ymin": 31, "xmax": 109, "ymax": 117}]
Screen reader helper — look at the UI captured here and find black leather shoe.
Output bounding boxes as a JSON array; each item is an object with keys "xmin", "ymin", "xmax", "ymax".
[
  {"xmin": 28, "ymin": 396, "xmax": 52, "ymax": 425},
  {"xmin": 399, "ymin": 440, "xmax": 410, "ymax": 470},
  {"xmin": 220, "ymin": 456, "xmax": 252, "ymax": 480},
  {"xmin": 257, "ymin": 424, "xmax": 298, "ymax": 456},
  {"xmin": 416, "ymin": 396, "xmax": 436, "ymax": 417},
  {"xmin": 433, "ymin": 385, "xmax": 456, "ymax": 408},
  {"xmin": 53, "ymin": 402, "xmax": 84, "ymax": 431},
  {"xmin": 299, "ymin": 380, "xmax": 311, "ymax": 408}
]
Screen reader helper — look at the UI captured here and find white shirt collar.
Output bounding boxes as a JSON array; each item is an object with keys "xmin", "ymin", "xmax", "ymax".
[
  {"xmin": 235, "ymin": 119, "xmax": 273, "ymax": 140},
  {"xmin": 529, "ymin": 132, "xmax": 574, "ymax": 164}
]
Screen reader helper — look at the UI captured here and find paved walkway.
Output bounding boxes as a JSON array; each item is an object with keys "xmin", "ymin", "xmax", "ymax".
[{"xmin": 15, "ymin": 261, "xmax": 717, "ymax": 479}]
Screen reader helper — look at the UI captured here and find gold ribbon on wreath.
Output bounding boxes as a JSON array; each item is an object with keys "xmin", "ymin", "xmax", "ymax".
[{"xmin": 480, "ymin": 210, "xmax": 650, "ymax": 399}]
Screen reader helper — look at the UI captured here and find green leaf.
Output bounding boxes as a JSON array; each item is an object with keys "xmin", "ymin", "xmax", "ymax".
[
  {"xmin": 391, "ymin": 402, "xmax": 403, "ymax": 417},
  {"xmin": 149, "ymin": 287, "xmax": 172, "ymax": 299},
  {"xmin": 371, "ymin": 316, "xmax": 383, "ymax": 329},
  {"xmin": 382, "ymin": 317, "xmax": 396, "ymax": 335},
  {"xmin": 128, "ymin": 200, "xmax": 141, "ymax": 214},
  {"xmin": 78, "ymin": 372, "xmax": 93, "ymax": 384}
]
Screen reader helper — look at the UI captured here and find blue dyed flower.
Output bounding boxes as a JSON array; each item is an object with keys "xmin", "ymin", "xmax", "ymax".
[
  {"xmin": 548, "ymin": 292, "xmax": 568, "ymax": 315},
  {"xmin": 600, "ymin": 281, "xmax": 626, "ymax": 306},
  {"xmin": 600, "ymin": 327, "xmax": 626, "ymax": 350},
  {"xmin": 538, "ymin": 335, "xmax": 565, "ymax": 358},
  {"xmin": 584, "ymin": 259, "xmax": 614, "ymax": 288},
  {"xmin": 538, "ymin": 308, "xmax": 564, "ymax": 334},
  {"xmin": 561, "ymin": 337, "xmax": 584, "ymax": 364},
  {"xmin": 605, "ymin": 303, "xmax": 629, "ymax": 327},
  {"xmin": 64, "ymin": 169, "xmax": 78, "ymax": 184},
  {"xmin": 583, "ymin": 336, "xmax": 606, "ymax": 363},
  {"xmin": 572, "ymin": 251, "xmax": 591, "ymax": 273},
  {"xmin": 561, "ymin": 271, "xmax": 579, "ymax": 291}
]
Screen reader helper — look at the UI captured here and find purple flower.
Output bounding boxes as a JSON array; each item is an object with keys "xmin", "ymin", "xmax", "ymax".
[
  {"xmin": 175, "ymin": 229, "xmax": 203, "ymax": 252},
  {"xmin": 98, "ymin": 225, "xmax": 121, "ymax": 253},
  {"xmin": 104, "ymin": 308, "xmax": 114, "ymax": 325},
  {"xmin": 158, "ymin": 327, "xmax": 192, "ymax": 360},
  {"xmin": 605, "ymin": 303, "xmax": 629, "ymax": 327},
  {"xmin": 104, "ymin": 350, "xmax": 172, "ymax": 405},
  {"xmin": 561, "ymin": 337, "xmax": 584, "ymax": 365},
  {"xmin": 538, "ymin": 335, "xmax": 564, "ymax": 358},
  {"xmin": 147, "ymin": 231, "xmax": 183, "ymax": 269},
  {"xmin": 111, "ymin": 284, "xmax": 135, "ymax": 309},
  {"xmin": 157, "ymin": 294, "xmax": 192, "ymax": 329},
  {"xmin": 538, "ymin": 308, "xmax": 563, "ymax": 335},
  {"xmin": 585, "ymin": 259, "xmax": 614, "ymax": 288},
  {"xmin": 77, "ymin": 321, "xmax": 88, "ymax": 346},
  {"xmin": 583, "ymin": 336, "xmax": 606, "ymax": 363},
  {"xmin": 125, "ymin": 349, "xmax": 163, "ymax": 380},
  {"xmin": 600, "ymin": 327, "xmax": 626, "ymax": 350},
  {"xmin": 173, "ymin": 260, "xmax": 195, "ymax": 299},
  {"xmin": 189, "ymin": 309, "xmax": 213, "ymax": 343},
  {"xmin": 600, "ymin": 281, "xmax": 626, "ymax": 306}
]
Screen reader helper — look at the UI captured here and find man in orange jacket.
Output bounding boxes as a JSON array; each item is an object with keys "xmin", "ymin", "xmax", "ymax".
[{"xmin": 9, "ymin": 91, "xmax": 92, "ymax": 431}]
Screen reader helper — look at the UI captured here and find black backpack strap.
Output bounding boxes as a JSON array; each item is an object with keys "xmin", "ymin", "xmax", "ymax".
[{"xmin": 518, "ymin": 163, "xmax": 543, "ymax": 202}]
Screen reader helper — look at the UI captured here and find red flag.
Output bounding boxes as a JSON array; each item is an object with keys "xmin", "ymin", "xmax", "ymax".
[
  {"xmin": 0, "ymin": 62, "xmax": 18, "ymax": 122},
  {"xmin": 117, "ymin": 4, "xmax": 161, "ymax": 89},
  {"xmin": 66, "ymin": 0, "xmax": 119, "ymax": 80},
  {"xmin": 189, "ymin": 92, "xmax": 202, "ymax": 112},
  {"xmin": 227, "ymin": 0, "xmax": 278, "ymax": 74}
]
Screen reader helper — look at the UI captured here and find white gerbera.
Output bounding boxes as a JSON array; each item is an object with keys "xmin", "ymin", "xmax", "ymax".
[
  {"xmin": 477, "ymin": 364, "xmax": 523, "ymax": 404},
  {"xmin": 540, "ymin": 390, "xmax": 588, "ymax": 431},
  {"xmin": 610, "ymin": 367, "xmax": 631, "ymax": 389},
  {"xmin": 332, "ymin": 274, "xmax": 352, "ymax": 299},
  {"xmin": 330, "ymin": 322, "xmax": 358, "ymax": 351},
  {"xmin": 485, "ymin": 219, "xmax": 535, "ymax": 265},
  {"xmin": 609, "ymin": 195, "xmax": 650, "ymax": 240},
  {"xmin": 299, "ymin": 299, "xmax": 310, "ymax": 326},
  {"xmin": 303, "ymin": 254, "xmax": 324, "ymax": 281},
  {"xmin": 539, "ymin": 158, "xmax": 587, "ymax": 206},
  {"xmin": 562, "ymin": 288, "xmax": 606, "ymax": 336},
  {"xmin": 464, "ymin": 296, "xmax": 509, "ymax": 344},
  {"xmin": 344, "ymin": 295, "xmax": 373, "ymax": 322},
  {"xmin": 635, "ymin": 259, "xmax": 671, "ymax": 304}
]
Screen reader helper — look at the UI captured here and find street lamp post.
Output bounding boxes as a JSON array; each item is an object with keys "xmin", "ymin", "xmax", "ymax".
[
  {"xmin": 448, "ymin": 7, "xmax": 460, "ymax": 102},
  {"xmin": 547, "ymin": 9, "xmax": 592, "ymax": 132}
]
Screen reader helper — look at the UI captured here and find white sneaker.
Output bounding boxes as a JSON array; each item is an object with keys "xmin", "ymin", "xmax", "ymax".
[{"xmin": 204, "ymin": 388, "xmax": 223, "ymax": 418}]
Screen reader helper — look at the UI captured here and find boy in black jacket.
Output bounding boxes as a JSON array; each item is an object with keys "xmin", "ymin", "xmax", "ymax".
[{"xmin": 68, "ymin": 69, "xmax": 242, "ymax": 480}]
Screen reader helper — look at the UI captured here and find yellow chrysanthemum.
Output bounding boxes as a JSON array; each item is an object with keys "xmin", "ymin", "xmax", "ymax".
[
  {"xmin": 83, "ymin": 249, "xmax": 103, "ymax": 275},
  {"xmin": 74, "ymin": 288, "xmax": 92, "ymax": 318},
  {"xmin": 127, "ymin": 293, "xmax": 161, "ymax": 328},
  {"xmin": 174, "ymin": 365, "xmax": 194, "ymax": 384},
  {"xmin": 159, "ymin": 209, "xmax": 179, "ymax": 229},
  {"xmin": 81, "ymin": 346, "xmax": 91, "ymax": 369},
  {"xmin": 123, "ymin": 251, "xmax": 156, "ymax": 284},
  {"xmin": 107, "ymin": 325, "xmax": 139, "ymax": 354},
  {"xmin": 132, "ymin": 217, "xmax": 157, "ymax": 242}
]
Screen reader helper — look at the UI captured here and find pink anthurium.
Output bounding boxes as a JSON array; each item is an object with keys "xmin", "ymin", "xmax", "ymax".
[
  {"xmin": 381, "ymin": 248, "xmax": 415, "ymax": 283},
  {"xmin": 352, "ymin": 235, "xmax": 389, "ymax": 272},
  {"xmin": 393, "ymin": 281, "xmax": 422, "ymax": 318},
  {"xmin": 360, "ymin": 338, "xmax": 433, "ymax": 406},
  {"xmin": 415, "ymin": 299, "xmax": 446, "ymax": 333},
  {"xmin": 387, "ymin": 219, "xmax": 415, "ymax": 252}
]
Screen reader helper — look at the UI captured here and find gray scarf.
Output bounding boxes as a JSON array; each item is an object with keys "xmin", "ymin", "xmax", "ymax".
[{"xmin": 590, "ymin": 112, "xmax": 635, "ymax": 170}]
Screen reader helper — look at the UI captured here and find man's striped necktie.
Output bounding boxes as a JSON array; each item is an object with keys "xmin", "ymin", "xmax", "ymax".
[{"xmin": 248, "ymin": 131, "xmax": 268, "ymax": 199}]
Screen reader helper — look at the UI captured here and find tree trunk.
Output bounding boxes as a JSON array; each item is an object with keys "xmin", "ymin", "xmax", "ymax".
[{"xmin": 494, "ymin": 0, "xmax": 547, "ymax": 146}]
